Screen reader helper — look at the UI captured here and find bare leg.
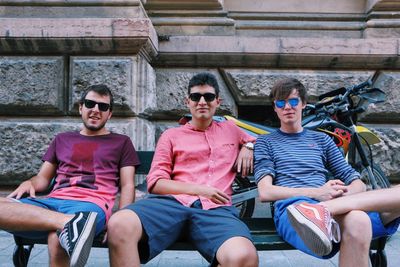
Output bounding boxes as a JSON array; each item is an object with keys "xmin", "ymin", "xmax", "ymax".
[
  {"xmin": 0, "ymin": 197, "xmax": 73, "ymax": 231},
  {"xmin": 335, "ymin": 211, "xmax": 372, "ymax": 267},
  {"xmin": 108, "ymin": 210, "xmax": 143, "ymax": 267},
  {"xmin": 216, "ymin": 236, "xmax": 258, "ymax": 267},
  {"xmin": 323, "ymin": 186, "xmax": 400, "ymax": 222},
  {"xmin": 48, "ymin": 231, "xmax": 69, "ymax": 267}
]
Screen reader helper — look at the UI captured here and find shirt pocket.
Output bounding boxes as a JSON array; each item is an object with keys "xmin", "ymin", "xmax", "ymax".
[{"xmin": 214, "ymin": 143, "xmax": 237, "ymax": 164}]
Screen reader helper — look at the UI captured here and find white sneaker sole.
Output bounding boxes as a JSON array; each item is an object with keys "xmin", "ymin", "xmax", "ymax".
[
  {"xmin": 70, "ymin": 212, "xmax": 98, "ymax": 267},
  {"xmin": 287, "ymin": 205, "xmax": 332, "ymax": 257}
]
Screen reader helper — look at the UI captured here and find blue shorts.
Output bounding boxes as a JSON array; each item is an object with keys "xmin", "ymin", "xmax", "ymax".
[
  {"xmin": 274, "ymin": 196, "xmax": 400, "ymax": 259},
  {"xmin": 124, "ymin": 195, "xmax": 253, "ymax": 266},
  {"xmin": 10, "ymin": 197, "xmax": 106, "ymax": 239}
]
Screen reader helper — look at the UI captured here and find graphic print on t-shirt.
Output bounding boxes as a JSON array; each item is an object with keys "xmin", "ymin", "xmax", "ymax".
[{"xmin": 57, "ymin": 142, "xmax": 99, "ymax": 190}]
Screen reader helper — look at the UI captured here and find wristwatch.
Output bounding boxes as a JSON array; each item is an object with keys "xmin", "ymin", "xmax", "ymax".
[{"xmin": 244, "ymin": 142, "xmax": 254, "ymax": 150}]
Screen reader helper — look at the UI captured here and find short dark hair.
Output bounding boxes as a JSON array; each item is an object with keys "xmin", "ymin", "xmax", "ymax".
[
  {"xmin": 270, "ymin": 78, "xmax": 307, "ymax": 103},
  {"xmin": 188, "ymin": 72, "xmax": 220, "ymax": 96},
  {"xmin": 80, "ymin": 84, "xmax": 114, "ymax": 111}
]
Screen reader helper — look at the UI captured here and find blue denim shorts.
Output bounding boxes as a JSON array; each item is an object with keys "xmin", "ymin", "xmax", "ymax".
[
  {"xmin": 124, "ymin": 195, "xmax": 253, "ymax": 266},
  {"xmin": 10, "ymin": 197, "xmax": 106, "ymax": 239},
  {"xmin": 274, "ymin": 196, "xmax": 400, "ymax": 259}
]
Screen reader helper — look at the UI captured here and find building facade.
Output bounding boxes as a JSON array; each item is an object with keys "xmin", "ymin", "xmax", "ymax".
[{"xmin": 1, "ymin": 0, "xmax": 400, "ymax": 185}]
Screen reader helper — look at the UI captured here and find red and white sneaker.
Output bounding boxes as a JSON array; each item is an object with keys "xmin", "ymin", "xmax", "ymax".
[{"xmin": 287, "ymin": 202, "xmax": 340, "ymax": 256}]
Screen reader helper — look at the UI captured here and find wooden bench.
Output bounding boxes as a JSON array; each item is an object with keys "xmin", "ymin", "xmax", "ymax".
[{"xmin": 12, "ymin": 151, "xmax": 388, "ymax": 267}]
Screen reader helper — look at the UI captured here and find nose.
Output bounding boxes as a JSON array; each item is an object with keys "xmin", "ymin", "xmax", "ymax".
[
  {"xmin": 198, "ymin": 96, "xmax": 207, "ymax": 105},
  {"xmin": 284, "ymin": 101, "xmax": 292, "ymax": 109},
  {"xmin": 91, "ymin": 103, "xmax": 101, "ymax": 112}
]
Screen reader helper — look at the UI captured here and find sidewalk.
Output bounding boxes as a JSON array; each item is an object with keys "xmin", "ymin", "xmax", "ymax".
[{"xmin": 1, "ymin": 228, "xmax": 400, "ymax": 267}]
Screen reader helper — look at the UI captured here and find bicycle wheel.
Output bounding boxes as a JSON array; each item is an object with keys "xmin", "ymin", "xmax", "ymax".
[
  {"xmin": 232, "ymin": 176, "xmax": 256, "ymax": 218},
  {"xmin": 358, "ymin": 163, "xmax": 391, "ymax": 190}
]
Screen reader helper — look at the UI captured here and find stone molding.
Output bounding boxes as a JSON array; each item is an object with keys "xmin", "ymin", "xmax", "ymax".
[
  {"xmin": 0, "ymin": 0, "xmax": 143, "ymax": 6},
  {"xmin": 225, "ymin": 0, "xmax": 365, "ymax": 13},
  {"xmin": 145, "ymin": 0, "xmax": 223, "ymax": 10},
  {"xmin": 0, "ymin": 18, "xmax": 158, "ymax": 61},
  {"xmin": 367, "ymin": 0, "xmax": 400, "ymax": 12},
  {"xmin": 157, "ymin": 36, "xmax": 399, "ymax": 68}
]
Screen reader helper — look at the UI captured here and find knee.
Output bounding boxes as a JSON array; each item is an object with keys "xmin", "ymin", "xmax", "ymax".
[
  {"xmin": 218, "ymin": 239, "xmax": 258, "ymax": 267},
  {"xmin": 107, "ymin": 210, "xmax": 142, "ymax": 247},
  {"xmin": 340, "ymin": 210, "xmax": 372, "ymax": 245},
  {"xmin": 226, "ymin": 247, "xmax": 258, "ymax": 267}
]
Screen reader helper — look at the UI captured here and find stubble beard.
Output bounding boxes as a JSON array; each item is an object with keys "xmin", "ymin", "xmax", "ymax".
[{"xmin": 83, "ymin": 120, "xmax": 106, "ymax": 132}]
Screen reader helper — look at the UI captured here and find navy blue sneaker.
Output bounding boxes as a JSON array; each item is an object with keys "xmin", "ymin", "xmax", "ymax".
[{"xmin": 57, "ymin": 212, "xmax": 97, "ymax": 267}]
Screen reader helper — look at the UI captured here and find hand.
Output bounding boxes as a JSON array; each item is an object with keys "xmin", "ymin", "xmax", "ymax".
[
  {"xmin": 234, "ymin": 146, "xmax": 254, "ymax": 177},
  {"xmin": 315, "ymin": 179, "xmax": 348, "ymax": 201},
  {"xmin": 197, "ymin": 185, "xmax": 230, "ymax": 205},
  {"xmin": 7, "ymin": 180, "xmax": 36, "ymax": 199}
]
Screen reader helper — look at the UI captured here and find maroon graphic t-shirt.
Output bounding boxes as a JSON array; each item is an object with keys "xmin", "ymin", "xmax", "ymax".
[{"xmin": 44, "ymin": 131, "xmax": 140, "ymax": 219}]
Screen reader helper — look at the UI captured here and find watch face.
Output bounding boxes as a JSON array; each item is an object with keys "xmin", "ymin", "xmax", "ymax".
[{"xmin": 245, "ymin": 142, "xmax": 254, "ymax": 150}]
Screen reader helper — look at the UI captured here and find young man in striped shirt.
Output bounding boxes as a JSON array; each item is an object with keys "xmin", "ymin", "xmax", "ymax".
[{"xmin": 254, "ymin": 78, "xmax": 400, "ymax": 267}]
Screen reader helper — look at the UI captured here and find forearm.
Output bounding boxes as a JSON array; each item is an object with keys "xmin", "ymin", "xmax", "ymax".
[
  {"xmin": 118, "ymin": 184, "xmax": 135, "ymax": 209},
  {"xmin": 31, "ymin": 161, "xmax": 57, "ymax": 192},
  {"xmin": 343, "ymin": 179, "xmax": 366, "ymax": 196},
  {"xmin": 29, "ymin": 175, "xmax": 52, "ymax": 192},
  {"xmin": 151, "ymin": 178, "xmax": 201, "ymax": 196}
]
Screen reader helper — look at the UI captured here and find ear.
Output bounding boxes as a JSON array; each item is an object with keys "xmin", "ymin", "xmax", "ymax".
[
  {"xmin": 185, "ymin": 97, "xmax": 190, "ymax": 108},
  {"xmin": 216, "ymin": 97, "xmax": 221, "ymax": 107},
  {"xmin": 107, "ymin": 111, "xmax": 112, "ymax": 120},
  {"xmin": 301, "ymin": 100, "xmax": 307, "ymax": 109},
  {"xmin": 79, "ymin": 104, "xmax": 83, "ymax": 115}
]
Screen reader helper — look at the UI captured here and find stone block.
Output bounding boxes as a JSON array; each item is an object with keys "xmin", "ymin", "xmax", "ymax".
[
  {"xmin": 360, "ymin": 71, "xmax": 400, "ymax": 123},
  {"xmin": 0, "ymin": 118, "xmax": 155, "ymax": 185},
  {"xmin": 221, "ymin": 69, "xmax": 373, "ymax": 105},
  {"xmin": 70, "ymin": 56, "xmax": 157, "ymax": 117},
  {"xmin": 223, "ymin": 69, "xmax": 400, "ymax": 123},
  {"xmin": 147, "ymin": 69, "xmax": 237, "ymax": 119},
  {"xmin": 0, "ymin": 56, "xmax": 64, "ymax": 115},
  {"xmin": 367, "ymin": 124, "xmax": 400, "ymax": 182}
]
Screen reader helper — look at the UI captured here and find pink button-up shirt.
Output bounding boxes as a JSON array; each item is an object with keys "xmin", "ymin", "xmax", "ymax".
[{"xmin": 147, "ymin": 120, "xmax": 256, "ymax": 210}]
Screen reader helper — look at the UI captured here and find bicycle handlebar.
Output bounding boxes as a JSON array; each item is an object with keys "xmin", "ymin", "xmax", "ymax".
[{"xmin": 352, "ymin": 79, "xmax": 372, "ymax": 92}]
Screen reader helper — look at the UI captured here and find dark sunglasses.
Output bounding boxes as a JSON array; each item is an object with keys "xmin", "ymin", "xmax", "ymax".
[
  {"xmin": 274, "ymin": 98, "xmax": 300, "ymax": 109},
  {"xmin": 84, "ymin": 99, "xmax": 111, "ymax": 112},
  {"xmin": 189, "ymin": 93, "xmax": 217, "ymax": 102}
]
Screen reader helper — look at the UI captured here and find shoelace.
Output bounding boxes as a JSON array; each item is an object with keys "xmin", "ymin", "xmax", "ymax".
[
  {"xmin": 58, "ymin": 229, "xmax": 71, "ymax": 255},
  {"xmin": 325, "ymin": 210, "xmax": 341, "ymax": 243}
]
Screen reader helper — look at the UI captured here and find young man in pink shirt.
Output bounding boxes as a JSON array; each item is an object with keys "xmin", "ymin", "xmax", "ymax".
[
  {"xmin": 107, "ymin": 72, "xmax": 258, "ymax": 267},
  {"xmin": 0, "ymin": 85, "xmax": 140, "ymax": 267}
]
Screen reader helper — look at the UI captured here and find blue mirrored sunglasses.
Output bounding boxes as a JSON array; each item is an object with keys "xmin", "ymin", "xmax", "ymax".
[{"xmin": 274, "ymin": 98, "xmax": 300, "ymax": 109}]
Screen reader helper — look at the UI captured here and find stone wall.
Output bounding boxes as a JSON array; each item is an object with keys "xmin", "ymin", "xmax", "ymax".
[
  {"xmin": 0, "ymin": 1, "xmax": 158, "ymax": 185},
  {"xmin": 1, "ymin": 0, "xmax": 400, "ymax": 185}
]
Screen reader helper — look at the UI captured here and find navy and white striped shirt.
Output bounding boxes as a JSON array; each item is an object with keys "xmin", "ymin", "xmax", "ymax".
[{"xmin": 254, "ymin": 129, "xmax": 360, "ymax": 188}]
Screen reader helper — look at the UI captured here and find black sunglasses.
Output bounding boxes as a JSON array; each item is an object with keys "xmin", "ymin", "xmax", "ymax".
[
  {"xmin": 84, "ymin": 99, "xmax": 111, "ymax": 112},
  {"xmin": 189, "ymin": 93, "xmax": 217, "ymax": 102}
]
